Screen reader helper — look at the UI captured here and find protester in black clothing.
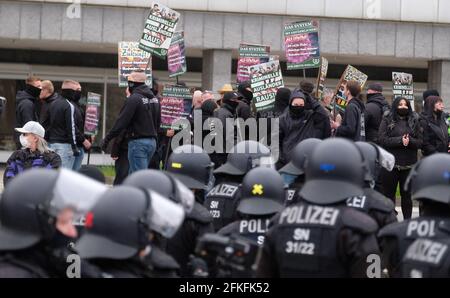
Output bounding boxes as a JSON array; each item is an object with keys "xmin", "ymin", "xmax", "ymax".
[
  {"xmin": 14, "ymin": 76, "xmax": 42, "ymax": 149},
  {"xmin": 420, "ymin": 96, "xmax": 449, "ymax": 156},
  {"xmin": 38, "ymin": 80, "xmax": 59, "ymax": 135},
  {"xmin": 65, "ymin": 87, "xmax": 92, "ymax": 171},
  {"xmin": 364, "ymin": 82, "xmax": 390, "ymax": 144},
  {"xmin": 47, "ymin": 80, "xmax": 79, "ymax": 169},
  {"xmin": 299, "ymin": 80, "xmax": 331, "ymax": 139},
  {"xmin": 101, "ymin": 71, "xmax": 161, "ymax": 174},
  {"xmin": 278, "ymin": 90, "xmax": 315, "ymax": 168},
  {"xmin": 236, "ymin": 81, "xmax": 253, "ymax": 120},
  {"xmin": 333, "ymin": 80, "xmax": 366, "ymax": 141},
  {"xmin": 378, "ymin": 96, "xmax": 422, "ymax": 219},
  {"xmin": 210, "ymin": 92, "xmax": 241, "ymax": 169}
]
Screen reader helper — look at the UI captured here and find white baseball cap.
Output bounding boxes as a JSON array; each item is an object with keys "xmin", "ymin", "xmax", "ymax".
[{"xmin": 15, "ymin": 121, "xmax": 45, "ymax": 138}]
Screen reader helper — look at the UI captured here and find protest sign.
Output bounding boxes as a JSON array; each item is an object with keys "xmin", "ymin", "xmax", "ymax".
[
  {"xmin": 139, "ymin": 2, "xmax": 180, "ymax": 59},
  {"xmin": 118, "ymin": 42, "xmax": 152, "ymax": 87},
  {"xmin": 84, "ymin": 92, "xmax": 101, "ymax": 136},
  {"xmin": 392, "ymin": 72, "xmax": 414, "ymax": 110},
  {"xmin": 167, "ymin": 31, "xmax": 187, "ymax": 78},
  {"xmin": 334, "ymin": 65, "xmax": 368, "ymax": 111},
  {"xmin": 284, "ymin": 20, "xmax": 320, "ymax": 70},
  {"xmin": 315, "ymin": 57, "xmax": 328, "ymax": 100},
  {"xmin": 160, "ymin": 85, "xmax": 193, "ymax": 130},
  {"xmin": 249, "ymin": 60, "xmax": 284, "ymax": 112},
  {"xmin": 237, "ymin": 43, "xmax": 270, "ymax": 83}
]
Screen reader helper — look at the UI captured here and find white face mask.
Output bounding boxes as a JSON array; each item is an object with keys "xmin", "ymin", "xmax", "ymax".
[{"xmin": 20, "ymin": 134, "xmax": 30, "ymax": 148}]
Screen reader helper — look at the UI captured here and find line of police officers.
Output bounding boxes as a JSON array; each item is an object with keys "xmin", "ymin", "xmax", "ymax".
[{"xmin": 0, "ymin": 137, "xmax": 449, "ymax": 278}]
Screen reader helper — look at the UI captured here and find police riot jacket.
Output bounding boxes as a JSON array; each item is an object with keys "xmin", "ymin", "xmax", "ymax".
[
  {"xmin": 204, "ymin": 182, "xmax": 241, "ymax": 231},
  {"xmin": 218, "ymin": 217, "xmax": 271, "ymax": 247},
  {"xmin": 104, "ymin": 85, "xmax": 161, "ymax": 145},
  {"xmin": 287, "ymin": 187, "xmax": 397, "ymax": 230},
  {"xmin": 165, "ymin": 202, "xmax": 214, "ymax": 277},
  {"xmin": 345, "ymin": 188, "xmax": 397, "ymax": 229},
  {"xmin": 400, "ymin": 237, "xmax": 450, "ymax": 278},
  {"xmin": 378, "ymin": 217, "xmax": 450, "ymax": 278},
  {"xmin": 256, "ymin": 201, "xmax": 380, "ymax": 278}
]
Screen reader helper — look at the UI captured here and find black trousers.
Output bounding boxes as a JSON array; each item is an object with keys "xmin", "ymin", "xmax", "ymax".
[
  {"xmin": 380, "ymin": 167, "xmax": 412, "ymax": 219},
  {"xmin": 113, "ymin": 149, "xmax": 129, "ymax": 186}
]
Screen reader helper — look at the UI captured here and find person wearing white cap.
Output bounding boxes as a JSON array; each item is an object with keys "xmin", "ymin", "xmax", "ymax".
[{"xmin": 3, "ymin": 121, "xmax": 61, "ymax": 186}]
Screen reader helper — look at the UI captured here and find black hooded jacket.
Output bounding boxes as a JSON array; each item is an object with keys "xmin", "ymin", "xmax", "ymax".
[
  {"xmin": 378, "ymin": 97, "xmax": 422, "ymax": 166},
  {"xmin": 236, "ymin": 81, "xmax": 253, "ymax": 120},
  {"xmin": 301, "ymin": 90, "xmax": 331, "ymax": 139},
  {"xmin": 39, "ymin": 92, "xmax": 60, "ymax": 135},
  {"xmin": 365, "ymin": 93, "xmax": 390, "ymax": 144},
  {"xmin": 14, "ymin": 90, "xmax": 38, "ymax": 148},
  {"xmin": 336, "ymin": 97, "xmax": 366, "ymax": 141},
  {"xmin": 420, "ymin": 97, "xmax": 449, "ymax": 156},
  {"xmin": 278, "ymin": 90, "xmax": 316, "ymax": 166},
  {"xmin": 104, "ymin": 85, "xmax": 160, "ymax": 145}
]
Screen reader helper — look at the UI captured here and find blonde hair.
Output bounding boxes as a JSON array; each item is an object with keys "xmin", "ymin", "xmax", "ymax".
[
  {"xmin": 62, "ymin": 80, "xmax": 81, "ymax": 89},
  {"xmin": 41, "ymin": 80, "xmax": 54, "ymax": 94},
  {"xmin": 35, "ymin": 135, "xmax": 52, "ymax": 154}
]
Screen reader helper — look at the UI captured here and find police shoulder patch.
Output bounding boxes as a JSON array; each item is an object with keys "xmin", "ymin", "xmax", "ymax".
[
  {"xmin": 342, "ymin": 208, "xmax": 378, "ymax": 234},
  {"xmin": 365, "ymin": 188, "xmax": 395, "ymax": 213}
]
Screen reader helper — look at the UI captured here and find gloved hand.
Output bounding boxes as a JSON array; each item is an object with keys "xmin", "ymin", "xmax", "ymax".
[
  {"xmin": 100, "ymin": 139, "xmax": 109, "ymax": 152},
  {"xmin": 72, "ymin": 146, "xmax": 81, "ymax": 157}
]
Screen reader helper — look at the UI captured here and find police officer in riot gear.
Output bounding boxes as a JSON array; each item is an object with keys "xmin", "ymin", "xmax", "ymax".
[
  {"xmin": 75, "ymin": 186, "xmax": 185, "ymax": 278},
  {"xmin": 205, "ymin": 140, "xmax": 273, "ymax": 231},
  {"xmin": 378, "ymin": 153, "xmax": 450, "ymax": 278},
  {"xmin": 256, "ymin": 138, "xmax": 380, "ymax": 278},
  {"xmin": 219, "ymin": 167, "xmax": 285, "ymax": 245},
  {"xmin": 352, "ymin": 141, "xmax": 398, "ymax": 229},
  {"xmin": 279, "ymin": 138, "xmax": 322, "ymax": 206},
  {"xmin": 165, "ymin": 145, "xmax": 215, "ymax": 276},
  {"xmin": 0, "ymin": 169, "xmax": 107, "ymax": 278}
]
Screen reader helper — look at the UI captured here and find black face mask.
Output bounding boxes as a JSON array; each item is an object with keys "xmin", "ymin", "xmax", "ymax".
[
  {"xmin": 225, "ymin": 100, "xmax": 239, "ymax": 110},
  {"xmin": 397, "ymin": 108, "xmax": 409, "ymax": 117},
  {"xmin": 61, "ymin": 89, "xmax": 82, "ymax": 103},
  {"xmin": 290, "ymin": 105, "xmax": 305, "ymax": 118},
  {"xmin": 128, "ymin": 81, "xmax": 145, "ymax": 94},
  {"xmin": 367, "ymin": 93, "xmax": 377, "ymax": 100},
  {"xmin": 49, "ymin": 229, "xmax": 75, "ymax": 250},
  {"xmin": 26, "ymin": 84, "xmax": 42, "ymax": 98}
]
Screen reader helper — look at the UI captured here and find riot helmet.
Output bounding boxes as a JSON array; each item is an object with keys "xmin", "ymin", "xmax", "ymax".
[
  {"xmin": 279, "ymin": 138, "xmax": 322, "ymax": 176},
  {"xmin": 214, "ymin": 140, "xmax": 273, "ymax": 176},
  {"xmin": 166, "ymin": 145, "xmax": 214, "ymax": 190},
  {"xmin": 238, "ymin": 167, "xmax": 285, "ymax": 216},
  {"xmin": 75, "ymin": 186, "xmax": 185, "ymax": 260},
  {"xmin": 299, "ymin": 138, "xmax": 366, "ymax": 204}
]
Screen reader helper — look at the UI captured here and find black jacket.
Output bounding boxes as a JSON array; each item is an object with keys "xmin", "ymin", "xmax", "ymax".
[
  {"xmin": 104, "ymin": 85, "xmax": 160, "ymax": 145},
  {"xmin": 47, "ymin": 96, "xmax": 77, "ymax": 147},
  {"xmin": 70, "ymin": 101, "xmax": 87, "ymax": 147},
  {"xmin": 278, "ymin": 92, "xmax": 316, "ymax": 166},
  {"xmin": 378, "ymin": 99, "xmax": 422, "ymax": 167},
  {"xmin": 14, "ymin": 90, "xmax": 38, "ymax": 148},
  {"xmin": 365, "ymin": 93, "xmax": 389, "ymax": 144},
  {"xmin": 15, "ymin": 90, "xmax": 37, "ymax": 127},
  {"xmin": 336, "ymin": 97, "xmax": 366, "ymax": 141},
  {"xmin": 39, "ymin": 93, "xmax": 59, "ymax": 135},
  {"xmin": 420, "ymin": 111, "xmax": 449, "ymax": 156},
  {"xmin": 303, "ymin": 92, "xmax": 331, "ymax": 139}
]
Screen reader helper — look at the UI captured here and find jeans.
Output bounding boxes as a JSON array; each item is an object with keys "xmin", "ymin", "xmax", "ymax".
[
  {"xmin": 128, "ymin": 138, "xmax": 157, "ymax": 174},
  {"xmin": 72, "ymin": 147, "xmax": 85, "ymax": 171},
  {"xmin": 49, "ymin": 143, "xmax": 75, "ymax": 169}
]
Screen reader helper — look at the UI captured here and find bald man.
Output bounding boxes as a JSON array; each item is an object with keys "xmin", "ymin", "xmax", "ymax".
[
  {"xmin": 101, "ymin": 71, "xmax": 161, "ymax": 174},
  {"xmin": 47, "ymin": 80, "xmax": 80, "ymax": 169}
]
